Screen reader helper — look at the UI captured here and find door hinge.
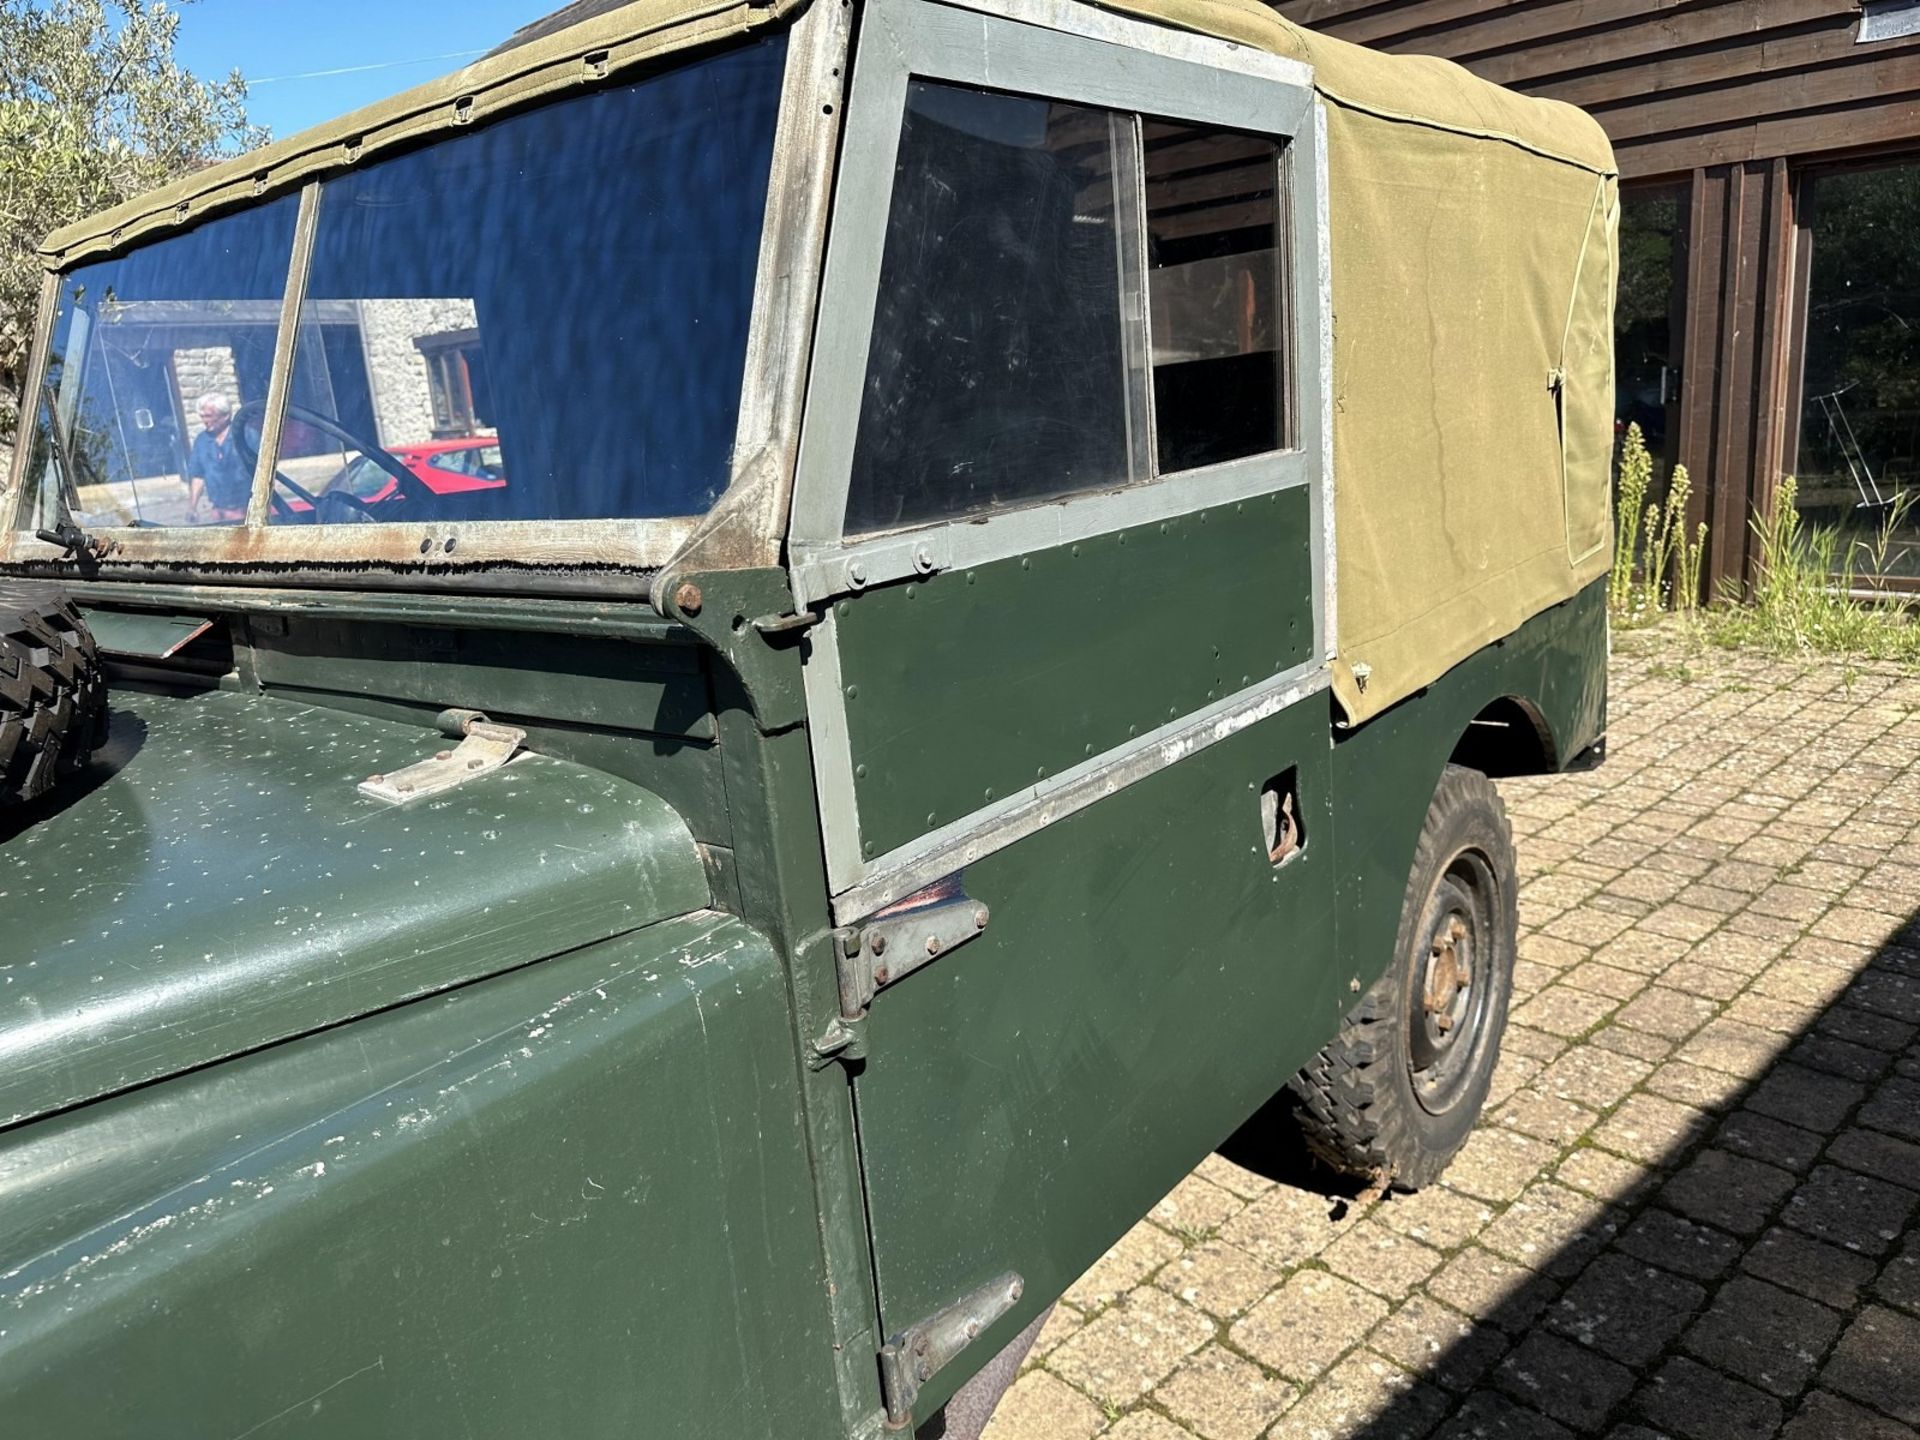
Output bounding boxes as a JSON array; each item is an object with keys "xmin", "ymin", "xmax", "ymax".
[
  {"xmin": 358, "ymin": 714, "xmax": 526, "ymax": 805},
  {"xmin": 836, "ymin": 891, "xmax": 989, "ymax": 1018},
  {"xmin": 878, "ymin": 1272, "xmax": 1024, "ymax": 1430}
]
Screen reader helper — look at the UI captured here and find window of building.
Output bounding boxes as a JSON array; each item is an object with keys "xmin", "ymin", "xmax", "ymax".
[
  {"xmin": 1794, "ymin": 162, "xmax": 1920, "ymax": 580},
  {"xmin": 843, "ymin": 82, "xmax": 1292, "ymax": 536},
  {"xmin": 1615, "ymin": 185, "xmax": 1686, "ymax": 488}
]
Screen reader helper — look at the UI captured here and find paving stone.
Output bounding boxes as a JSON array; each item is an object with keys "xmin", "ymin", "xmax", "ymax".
[
  {"xmin": 1860, "ymin": 1076, "xmax": 1920, "ymax": 1144},
  {"xmin": 1370, "ymin": 1292, "xmax": 1513, "ymax": 1393},
  {"xmin": 1031, "ymin": 1300, "xmax": 1086, "ymax": 1358},
  {"xmin": 1660, "ymin": 1149, "xmax": 1797, "ymax": 1237},
  {"xmin": 1508, "ymin": 1026, "xmax": 1573, "ymax": 1064},
  {"xmin": 1782, "ymin": 1163, "xmax": 1919, "ymax": 1257},
  {"xmin": 978, "ymin": 1371, "xmax": 1104, "ymax": 1440},
  {"xmin": 1152, "ymin": 1343, "xmax": 1296, "ymax": 1440},
  {"xmin": 1444, "ymin": 1128, "xmax": 1565, "ymax": 1204},
  {"xmin": 1745, "ymin": 1063, "xmax": 1866, "ymax": 1133},
  {"xmin": 1684, "ymin": 1018, "xmax": 1786, "ymax": 1080},
  {"xmin": 1063, "ymin": 1220, "xmax": 1186, "ymax": 1309},
  {"xmin": 1780, "ymin": 1391, "xmax": 1919, "ymax": 1440},
  {"xmin": 1434, "ymin": 1390, "xmax": 1578, "ymax": 1439},
  {"xmin": 1498, "ymin": 1089, "xmax": 1602, "ymax": 1146},
  {"xmin": 1155, "ymin": 1239, "xmax": 1284, "ymax": 1320},
  {"xmin": 1817, "ymin": 1005, "xmax": 1916, "ymax": 1055},
  {"xmin": 1105, "ymin": 1414, "xmax": 1193, "ymax": 1440},
  {"xmin": 1218, "ymin": 1183, "xmax": 1357, "ymax": 1269},
  {"xmin": 1564, "ymin": 964, "xmax": 1652, "ymax": 1002},
  {"xmin": 1722, "ymin": 990, "xmax": 1825, "ymax": 1037},
  {"xmin": 1323, "ymin": 1220, "xmax": 1447, "ymax": 1300},
  {"xmin": 1644, "ymin": 1059, "xmax": 1749, "ymax": 1113},
  {"xmin": 1614, "ymin": 987, "xmax": 1719, "ymax": 1041},
  {"xmin": 1848, "ymin": 970, "xmax": 1920, "ymax": 1025},
  {"xmin": 1193, "ymin": 1153, "xmax": 1275, "ymax": 1201},
  {"xmin": 1881, "ymin": 1236, "xmax": 1920, "ymax": 1316},
  {"xmin": 1682, "ymin": 1274, "xmax": 1842, "ymax": 1398},
  {"xmin": 1495, "ymin": 1331, "xmax": 1635, "ymax": 1434},
  {"xmin": 1268, "ymin": 1351, "xmax": 1450, "ymax": 1440},
  {"xmin": 1516, "ymin": 986, "xmax": 1622, "ymax": 1039},
  {"xmin": 1657, "ymin": 960, "xmax": 1747, "ymax": 1002},
  {"xmin": 1426, "ymin": 1248, "xmax": 1561, "ymax": 1333},
  {"xmin": 1377, "ymin": 1185, "xmax": 1496, "ymax": 1251},
  {"xmin": 1712, "ymin": 1109, "xmax": 1825, "ymax": 1174},
  {"xmin": 1555, "ymin": 1147, "xmax": 1654, "ymax": 1206},
  {"xmin": 1481, "ymin": 1183, "xmax": 1624, "ymax": 1280},
  {"xmin": 1047, "ymin": 1287, "xmax": 1214, "ymax": 1406},
  {"xmin": 1538, "ymin": 1047, "xmax": 1656, "ymax": 1110},
  {"xmin": 1545, "ymin": 1252, "xmax": 1704, "ymax": 1367},
  {"xmin": 1590, "ymin": 1093, "xmax": 1715, "ymax": 1166},
  {"xmin": 1230, "ymin": 1270, "xmax": 1389, "ymax": 1384},
  {"xmin": 1592, "ymin": 1026, "xmax": 1676, "ymax": 1063},
  {"xmin": 1823, "ymin": 1306, "xmax": 1920, "ymax": 1426},
  {"xmin": 1742, "ymin": 1225, "xmax": 1880, "ymax": 1310},
  {"xmin": 1828, "ymin": 1127, "xmax": 1920, "ymax": 1193},
  {"xmin": 1151, "ymin": 1174, "xmax": 1246, "ymax": 1236},
  {"xmin": 1633, "ymin": 1356, "xmax": 1783, "ymax": 1440}
]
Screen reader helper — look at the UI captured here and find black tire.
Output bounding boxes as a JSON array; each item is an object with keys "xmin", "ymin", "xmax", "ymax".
[
  {"xmin": 1288, "ymin": 763, "xmax": 1518, "ymax": 1191},
  {"xmin": 0, "ymin": 585, "xmax": 109, "ymax": 809}
]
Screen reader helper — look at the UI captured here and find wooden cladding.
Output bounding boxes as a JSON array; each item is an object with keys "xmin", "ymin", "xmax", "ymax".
[{"xmin": 1272, "ymin": 0, "xmax": 1920, "ymax": 180}]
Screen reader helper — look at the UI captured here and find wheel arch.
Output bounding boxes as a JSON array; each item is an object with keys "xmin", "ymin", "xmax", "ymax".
[{"xmin": 1447, "ymin": 693, "xmax": 1558, "ymax": 779}]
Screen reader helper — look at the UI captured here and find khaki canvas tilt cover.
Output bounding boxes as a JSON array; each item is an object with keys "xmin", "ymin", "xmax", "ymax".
[{"xmin": 40, "ymin": 0, "xmax": 1618, "ymax": 725}]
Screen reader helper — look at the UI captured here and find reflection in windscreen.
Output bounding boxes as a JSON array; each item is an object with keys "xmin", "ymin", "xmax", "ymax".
[
  {"xmin": 22, "ymin": 196, "xmax": 300, "ymax": 529},
  {"xmin": 270, "ymin": 32, "xmax": 788, "ymax": 526}
]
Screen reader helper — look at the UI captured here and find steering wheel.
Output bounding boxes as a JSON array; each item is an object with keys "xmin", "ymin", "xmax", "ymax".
[{"xmin": 231, "ymin": 401, "xmax": 435, "ymax": 523}]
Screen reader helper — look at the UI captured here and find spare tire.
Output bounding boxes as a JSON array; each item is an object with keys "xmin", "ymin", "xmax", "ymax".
[{"xmin": 0, "ymin": 585, "xmax": 109, "ymax": 809}]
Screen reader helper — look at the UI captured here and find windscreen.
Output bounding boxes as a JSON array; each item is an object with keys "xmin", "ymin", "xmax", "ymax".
[{"xmin": 19, "ymin": 32, "xmax": 787, "ymax": 534}]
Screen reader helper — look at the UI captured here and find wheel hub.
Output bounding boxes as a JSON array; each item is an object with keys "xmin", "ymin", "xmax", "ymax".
[
  {"xmin": 1405, "ymin": 853, "xmax": 1500, "ymax": 1117},
  {"xmin": 1423, "ymin": 917, "xmax": 1470, "ymax": 1033}
]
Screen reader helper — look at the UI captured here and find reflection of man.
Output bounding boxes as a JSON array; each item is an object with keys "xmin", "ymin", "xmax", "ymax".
[{"xmin": 185, "ymin": 393, "xmax": 250, "ymax": 522}]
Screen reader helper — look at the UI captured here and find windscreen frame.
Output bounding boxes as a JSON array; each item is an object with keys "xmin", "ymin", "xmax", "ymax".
[{"xmin": 0, "ymin": 10, "xmax": 843, "ymax": 593}]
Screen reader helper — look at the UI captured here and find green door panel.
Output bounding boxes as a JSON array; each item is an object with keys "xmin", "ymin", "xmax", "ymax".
[
  {"xmin": 0, "ymin": 914, "xmax": 841, "ymax": 1440},
  {"xmin": 836, "ymin": 488, "xmax": 1315, "ymax": 857},
  {"xmin": 0, "ymin": 685, "xmax": 710, "ymax": 1128},
  {"xmin": 851, "ymin": 699, "xmax": 1334, "ymax": 1410}
]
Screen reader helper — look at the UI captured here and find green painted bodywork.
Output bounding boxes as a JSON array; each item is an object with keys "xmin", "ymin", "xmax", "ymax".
[
  {"xmin": 0, "ymin": 911, "xmax": 844, "ymax": 1438},
  {"xmin": 836, "ymin": 489, "xmax": 1315, "ymax": 855},
  {"xmin": 0, "ymin": 685, "xmax": 708, "ymax": 1129}
]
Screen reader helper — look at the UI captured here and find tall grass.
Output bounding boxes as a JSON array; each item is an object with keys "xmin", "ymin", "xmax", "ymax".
[
  {"xmin": 1609, "ymin": 424, "xmax": 1919, "ymax": 663},
  {"xmin": 1705, "ymin": 476, "xmax": 1920, "ymax": 663}
]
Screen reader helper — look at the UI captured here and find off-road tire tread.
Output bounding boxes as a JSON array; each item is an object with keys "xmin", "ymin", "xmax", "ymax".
[
  {"xmin": 0, "ymin": 584, "xmax": 108, "ymax": 809},
  {"xmin": 1286, "ymin": 764, "xmax": 1517, "ymax": 1191}
]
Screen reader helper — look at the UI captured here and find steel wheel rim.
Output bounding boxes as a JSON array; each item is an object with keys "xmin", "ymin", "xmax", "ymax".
[{"xmin": 1407, "ymin": 848, "xmax": 1499, "ymax": 1117}]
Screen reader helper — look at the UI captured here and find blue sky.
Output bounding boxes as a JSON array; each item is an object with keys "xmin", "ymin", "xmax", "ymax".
[{"xmin": 171, "ymin": 0, "xmax": 558, "ymax": 139}]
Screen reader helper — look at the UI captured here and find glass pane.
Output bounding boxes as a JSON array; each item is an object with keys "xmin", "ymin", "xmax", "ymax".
[
  {"xmin": 20, "ymin": 196, "xmax": 300, "ymax": 530},
  {"xmin": 845, "ymin": 83, "xmax": 1140, "ymax": 535},
  {"xmin": 1796, "ymin": 164, "xmax": 1920, "ymax": 578},
  {"xmin": 1614, "ymin": 187, "xmax": 1682, "ymax": 486},
  {"xmin": 1143, "ymin": 120, "xmax": 1285, "ymax": 472},
  {"xmin": 268, "ymin": 33, "xmax": 786, "ymax": 526}
]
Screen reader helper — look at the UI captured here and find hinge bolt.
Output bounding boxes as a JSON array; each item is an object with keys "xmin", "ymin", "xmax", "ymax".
[
  {"xmin": 435, "ymin": 750, "xmax": 452, "ymax": 761},
  {"xmin": 874, "ymin": 965, "xmax": 890, "ymax": 985},
  {"xmin": 367, "ymin": 773, "xmax": 385, "ymax": 785},
  {"xmin": 870, "ymin": 932, "xmax": 887, "ymax": 956},
  {"xmin": 974, "ymin": 908, "xmax": 989, "ymax": 930},
  {"xmin": 926, "ymin": 935, "xmax": 942, "ymax": 956},
  {"xmin": 673, "ymin": 581, "xmax": 703, "ymax": 615}
]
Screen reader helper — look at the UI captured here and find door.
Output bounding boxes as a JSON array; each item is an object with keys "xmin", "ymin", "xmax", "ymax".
[{"xmin": 789, "ymin": 0, "xmax": 1340, "ymax": 1414}]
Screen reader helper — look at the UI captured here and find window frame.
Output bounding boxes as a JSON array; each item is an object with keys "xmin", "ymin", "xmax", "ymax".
[
  {"xmin": 791, "ymin": 0, "xmax": 1335, "ymax": 911},
  {"xmin": 785, "ymin": 0, "xmax": 1328, "ymax": 612}
]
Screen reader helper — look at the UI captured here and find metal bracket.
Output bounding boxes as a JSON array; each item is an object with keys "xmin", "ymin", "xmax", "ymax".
[
  {"xmin": 879, "ymin": 1272, "xmax": 1024, "ymax": 1430},
  {"xmin": 834, "ymin": 893, "xmax": 989, "ymax": 1020},
  {"xmin": 358, "ymin": 718, "xmax": 527, "ymax": 805}
]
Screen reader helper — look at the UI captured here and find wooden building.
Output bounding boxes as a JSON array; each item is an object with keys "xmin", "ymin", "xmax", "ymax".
[{"xmin": 1274, "ymin": 0, "xmax": 1920, "ymax": 592}]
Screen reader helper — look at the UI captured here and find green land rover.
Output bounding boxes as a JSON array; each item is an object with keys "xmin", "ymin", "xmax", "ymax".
[{"xmin": 0, "ymin": 0, "xmax": 1616, "ymax": 1433}]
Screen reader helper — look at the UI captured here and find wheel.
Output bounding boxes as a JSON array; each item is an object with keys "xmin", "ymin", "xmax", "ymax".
[
  {"xmin": 1287, "ymin": 763, "xmax": 1518, "ymax": 1190},
  {"xmin": 0, "ymin": 585, "xmax": 110, "ymax": 809}
]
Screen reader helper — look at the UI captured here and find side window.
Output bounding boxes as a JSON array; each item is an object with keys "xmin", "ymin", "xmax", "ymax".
[
  {"xmin": 1143, "ymin": 122, "xmax": 1288, "ymax": 472},
  {"xmin": 845, "ymin": 83, "xmax": 1141, "ymax": 535},
  {"xmin": 842, "ymin": 85, "xmax": 1293, "ymax": 536}
]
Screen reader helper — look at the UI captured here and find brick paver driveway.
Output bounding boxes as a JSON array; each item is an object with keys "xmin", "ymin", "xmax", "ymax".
[{"xmin": 983, "ymin": 630, "xmax": 1920, "ymax": 1440}]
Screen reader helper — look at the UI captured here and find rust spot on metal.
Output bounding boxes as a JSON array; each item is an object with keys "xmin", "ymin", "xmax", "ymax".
[{"xmin": 673, "ymin": 580, "xmax": 704, "ymax": 615}]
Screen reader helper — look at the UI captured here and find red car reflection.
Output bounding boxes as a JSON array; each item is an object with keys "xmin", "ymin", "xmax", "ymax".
[{"xmin": 334, "ymin": 437, "xmax": 506, "ymax": 504}]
